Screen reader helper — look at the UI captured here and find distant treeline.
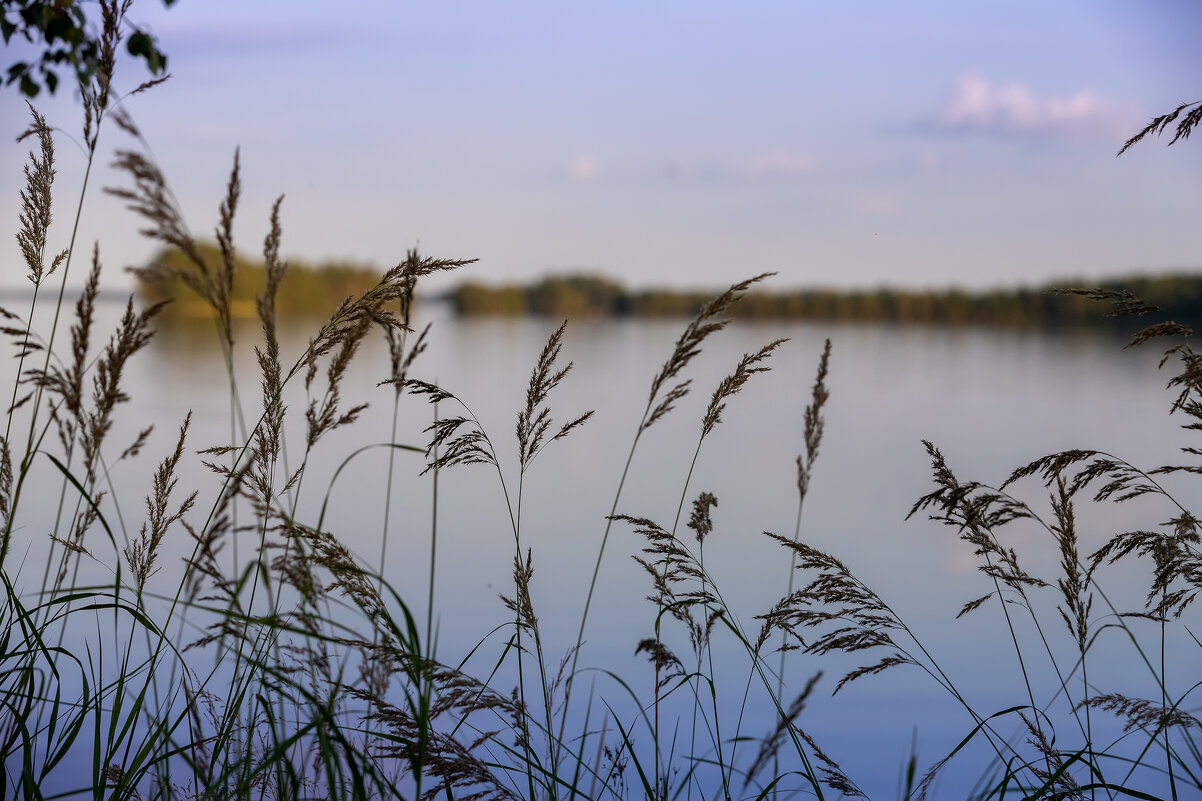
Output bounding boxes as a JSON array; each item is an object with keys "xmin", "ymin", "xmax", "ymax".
[
  {"xmin": 450, "ymin": 272, "xmax": 1202, "ymax": 326},
  {"xmin": 136, "ymin": 245, "xmax": 1202, "ymax": 329},
  {"xmin": 135, "ymin": 243, "xmax": 383, "ymax": 319}
]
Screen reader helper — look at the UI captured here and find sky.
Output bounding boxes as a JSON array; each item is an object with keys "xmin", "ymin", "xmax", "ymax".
[{"xmin": 2, "ymin": 0, "xmax": 1202, "ymax": 293}]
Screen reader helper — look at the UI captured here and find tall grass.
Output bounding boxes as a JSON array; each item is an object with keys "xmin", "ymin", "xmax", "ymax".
[{"xmin": 3, "ymin": 15, "xmax": 1201, "ymax": 799}]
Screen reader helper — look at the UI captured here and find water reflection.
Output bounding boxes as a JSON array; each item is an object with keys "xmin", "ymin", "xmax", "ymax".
[{"xmin": 4, "ymin": 296, "xmax": 1190, "ymax": 797}]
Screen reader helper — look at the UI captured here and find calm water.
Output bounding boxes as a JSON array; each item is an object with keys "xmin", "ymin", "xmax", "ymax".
[{"xmin": 5, "ymin": 294, "xmax": 1196, "ymax": 798}]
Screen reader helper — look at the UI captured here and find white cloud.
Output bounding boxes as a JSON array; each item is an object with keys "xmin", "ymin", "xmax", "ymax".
[
  {"xmin": 932, "ymin": 74, "xmax": 1135, "ymax": 138},
  {"xmin": 566, "ymin": 156, "xmax": 599, "ymax": 180}
]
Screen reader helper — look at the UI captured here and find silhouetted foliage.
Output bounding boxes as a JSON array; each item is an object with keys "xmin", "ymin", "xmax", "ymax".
[{"xmin": 2, "ymin": 0, "xmax": 173, "ymax": 96}]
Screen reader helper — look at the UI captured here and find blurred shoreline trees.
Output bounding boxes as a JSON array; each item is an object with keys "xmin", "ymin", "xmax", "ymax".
[
  {"xmin": 135, "ymin": 242, "xmax": 384, "ymax": 321},
  {"xmin": 448, "ymin": 271, "xmax": 1202, "ymax": 327},
  {"xmin": 134, "ymin": 243, "xmax": 1202, "ymax": 328}
]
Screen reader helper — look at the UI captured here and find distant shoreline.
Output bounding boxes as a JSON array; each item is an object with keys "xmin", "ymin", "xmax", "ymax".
[
  {"xmin": 120, "ymin": 242, "xmax": 1202, "ymax": 328},
  {"xmin": 445, "ymin": 272, "xmax": 1202, "ymax": 327}
]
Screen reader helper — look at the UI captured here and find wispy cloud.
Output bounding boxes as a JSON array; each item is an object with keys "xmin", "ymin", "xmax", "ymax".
[{"xmin": 928, "ymin": 74, "xmax": 1136, "ymax": 138}]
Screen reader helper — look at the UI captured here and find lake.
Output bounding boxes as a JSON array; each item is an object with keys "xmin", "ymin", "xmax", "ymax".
[{"xmin": 3, "ymin": 291, "xmax": 1195, "ymax": 799}]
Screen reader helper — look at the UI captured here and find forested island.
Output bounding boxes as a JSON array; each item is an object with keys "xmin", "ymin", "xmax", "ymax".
[
  {"xmin": 134, "ymin": 243, "xmax": 383, "ymax": 320},
  {"xmin": 134, "ymin": 243, "xmax": 1202, "ymax": 327}
]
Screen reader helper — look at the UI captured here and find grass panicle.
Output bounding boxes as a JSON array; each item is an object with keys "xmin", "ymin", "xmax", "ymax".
[
  {"xmin": 643, "ymin": 271, "xmax": 774, "ymax": 433},
  {"xmin": 108, "ymin": 144, "xmax": 212, "ymax": 309},
  {"xmin": 797, "ymin": 338, "xmax": 831, "ymax": 500},
  {"xmin": 517, "ymin": 320, "xmax": 595, "ymax": 471},
  {"xmin": 759, "ymin": 533, "xmax": 917, "ymax": 695},
  {"xmin": 16, "ymin": 103, "xmax": 62, "ymax": 287},
  {"xmin": 1118, "ymin": 99, "xmax": 1202, "ymax": 156},
  {"xmin": 1076, "ymin": 694, "xmax": 1201, "ymax": 734},
  {"xmin": 700, "ymin": 338, "xmax": 786, "ymax": 439},
  {"xmin": 125, "ymin": 412, "xmax": 196, "ymax": 594}
]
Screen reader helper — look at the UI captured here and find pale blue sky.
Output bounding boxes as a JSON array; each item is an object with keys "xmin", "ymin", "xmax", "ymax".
[{"xmin": 3, "ymin": 1, "xmax": 1201, "ymax": 292}]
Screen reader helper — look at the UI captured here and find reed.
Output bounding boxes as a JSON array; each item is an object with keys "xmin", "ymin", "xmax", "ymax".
[{"xmin": 2, "ymin": 19, "xmax": 1199, "ymax": 800}]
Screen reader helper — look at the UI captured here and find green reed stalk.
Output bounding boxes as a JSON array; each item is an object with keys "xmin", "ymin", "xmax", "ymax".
[{"xmin": 427, "ymin": 397, "xmax": 439, "ymax": 651}]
